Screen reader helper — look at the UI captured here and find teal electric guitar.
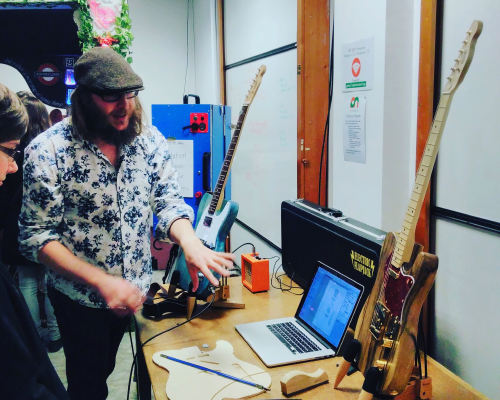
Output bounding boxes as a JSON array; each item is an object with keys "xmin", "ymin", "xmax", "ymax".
[{"xmin": 170, "ymin": 65, "xmax": 267, "ymax": 298}]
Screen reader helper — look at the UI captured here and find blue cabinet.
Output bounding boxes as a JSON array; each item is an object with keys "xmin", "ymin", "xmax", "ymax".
[{"xmin": 151, "ymin": 104, "xmax": 231, "ymax": 232}]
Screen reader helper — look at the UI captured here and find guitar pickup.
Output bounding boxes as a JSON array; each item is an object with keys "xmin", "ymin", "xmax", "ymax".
[
  {"xmin": 203, "ymin": 216, "xmax": 213, "ymax": 227},
  {"xmin": 370, "ymin": 301, "xmax": 391, "ymax": 340}
]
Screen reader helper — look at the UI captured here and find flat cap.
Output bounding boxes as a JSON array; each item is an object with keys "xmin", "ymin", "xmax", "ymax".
[{"xmin": 74, "ymin": 47, "xmax": 144, "ymax": 95}]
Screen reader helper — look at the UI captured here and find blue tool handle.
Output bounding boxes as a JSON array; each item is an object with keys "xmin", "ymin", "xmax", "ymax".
[{"xmin": 160, "ymin": 354, "xmax": 270, "ymax": 391}]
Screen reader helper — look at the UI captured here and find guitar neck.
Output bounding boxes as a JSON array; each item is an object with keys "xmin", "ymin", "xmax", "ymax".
[
  {"xmin": 208, "ymin": 104, "xmax": 249, "ymax": 214},
  {"xmin": 392, "ymin": 92, "xmax": 454, "ymax": 270}
]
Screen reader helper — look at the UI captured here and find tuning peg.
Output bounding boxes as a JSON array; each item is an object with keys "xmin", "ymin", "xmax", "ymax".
[
  {"xmin": 467, "ymin": 30, "xmax": 472, "ymax": 34},
  {"xmin": 462, "ymin": 40, "xmax": 468, "ymax": 44}
]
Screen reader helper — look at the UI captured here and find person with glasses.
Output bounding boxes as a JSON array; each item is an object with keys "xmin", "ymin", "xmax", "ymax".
[
  {"xmin": 0, "ymin": 83, "xmax": 70, "ymax": 399},
  {"xmin": 18, "ymin": 47, "xmax": 234, "ymax": 400},
  {"xmin": 1, "ymin": 91, "xmax": 63, "ymax": 354}
]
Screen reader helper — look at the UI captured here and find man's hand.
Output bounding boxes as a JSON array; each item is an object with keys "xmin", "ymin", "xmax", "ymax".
[
  {"xmin": 170, "ymin": 219, "xmax": 235, "ymax": 292},
  {"xmin": 97, "ymin": 275, "xmax": 145, "ymax": 317},
  {"xmin": 38, "ymin": 241, "xmax": 145, "ymax": 317},
  {"xmin": 182, "ymin": 236, "xmax": 234, "ymax": 291}
]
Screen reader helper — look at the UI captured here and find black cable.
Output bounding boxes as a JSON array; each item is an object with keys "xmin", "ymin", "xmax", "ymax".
[
  {"xmin": 127, "ymin": 290, "xmax": 215, "ymax": 399},
  {"xmin": 231, "ymin": 242, "xmax": 255, "ymax": 254},
  {"xmin": 141, "ymin": 293, "xmax": 215, "ymax": 347},
  {"xmin": 270, "ymin": 257, "xmax": 303, "ymax": 295},
  {"xmin": 418, "ymin": 315, "xmax": 428, "ymax": 378},
  {"xmin": 126, "ymin": 351, "xmax": 135, "ymax": 400},
  {"xmin": 412, "ymin": 334, "xmax": 423, "ymax": 379},
  {"xmin": 127, "ymin": 321, "xmax": 136, "ymax": 400},
  {"xmin": 318, "ymin": 19, "xmax": 335, "ymax": 205}
]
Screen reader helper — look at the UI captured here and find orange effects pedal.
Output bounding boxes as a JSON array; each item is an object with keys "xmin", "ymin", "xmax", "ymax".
[{"xmin": 241, "ymin": 253, "xmax": 269, "ymax": 293}]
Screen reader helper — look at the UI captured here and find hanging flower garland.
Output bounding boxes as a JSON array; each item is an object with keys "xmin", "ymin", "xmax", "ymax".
[
  {"xmin": 76, "ymin": 0, "xmax": 134, "ymax": 62},
  {"xmin": 5, "ymin": 1, "xmax": 134, "ymax": 62}
]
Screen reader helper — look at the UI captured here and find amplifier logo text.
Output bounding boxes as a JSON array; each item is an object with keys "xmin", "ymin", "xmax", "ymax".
[{"xmin": 351, "ymin": 250, "xmax": 375, "ymax": 278}]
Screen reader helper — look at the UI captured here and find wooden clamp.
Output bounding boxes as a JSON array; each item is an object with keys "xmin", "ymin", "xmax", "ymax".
[{"xmin": 280, "ymin": 368, "xmax": 329, "ymax": 395}]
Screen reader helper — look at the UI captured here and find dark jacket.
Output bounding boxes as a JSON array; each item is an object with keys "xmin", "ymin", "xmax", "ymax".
[
  {"xmin": 0, "ymin": 262, "xmax": 69, "ymax": 399},
  {"xmin": 0, "ymin": 151, "xmax": 38, "ymax": 267}
]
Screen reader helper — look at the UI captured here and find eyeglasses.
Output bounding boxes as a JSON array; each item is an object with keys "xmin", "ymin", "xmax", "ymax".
[
  {"xmin": 0, "ymin": 144, "xmax": 21, "ymax": 160},
  {"xmin": 99, "ymin": 90, "xmax": 139, "ymax": 103}
]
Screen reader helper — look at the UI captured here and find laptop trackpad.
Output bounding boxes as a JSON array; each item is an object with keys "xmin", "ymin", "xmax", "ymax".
[{"xmin": 236, "ymin": 317, "xmax": 334, "ymax": 367}]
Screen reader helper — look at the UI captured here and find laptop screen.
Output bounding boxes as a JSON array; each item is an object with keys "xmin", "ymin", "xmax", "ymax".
[{"xmin": 297, "ymin": 262, "xmax": 363, "ymax": 349}]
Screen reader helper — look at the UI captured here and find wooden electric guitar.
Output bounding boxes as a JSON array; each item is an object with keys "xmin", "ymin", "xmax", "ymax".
[
  {"xmin": 353, "ymin": 20, "xmax": 482, "ymax": 396},
  {"xmin": 169, "ymin": 65, "xmax": 267, "ymax": 299}
]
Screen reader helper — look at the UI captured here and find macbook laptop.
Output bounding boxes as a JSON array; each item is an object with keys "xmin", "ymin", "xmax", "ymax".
[{"xmin": 235, "ymin": 261, "xmax": 364, "ymax": 367}]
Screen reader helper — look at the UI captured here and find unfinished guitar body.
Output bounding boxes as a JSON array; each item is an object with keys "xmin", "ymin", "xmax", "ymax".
[
  {"xmin": 153, "ymin": 340, "xmax": 271, "ymax": 400},
  {"xmin": 354, "ymin": 232, "xmax": 438, "ymax": 396}
]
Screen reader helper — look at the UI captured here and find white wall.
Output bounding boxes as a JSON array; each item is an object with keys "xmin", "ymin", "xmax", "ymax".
[
  {"xmin": 193, "ymin": 0, "xmax": 220, "ymax": 105},
  {"xmin": 224, "ymin": 0, "xmax": 297, "ymax": 273},
  {"xmin": 432, "ymin": 2, "xmax": 500, "ymax": 398},
  {"xmin": 128, "ymin": 0, "xmax": 196, "ymax": 120},
  {"xmin": 331, "ymin": 0, "xmax": 420, "ymax": 233}
]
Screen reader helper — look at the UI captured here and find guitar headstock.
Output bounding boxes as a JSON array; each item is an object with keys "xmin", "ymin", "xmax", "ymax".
[
  {"xmin": 443, "ymin": 20, "xmax": 483, "ymax": 94},
  {"xmin": 244, "ymin": 65, "xmax": 267, "ymax": 104}
]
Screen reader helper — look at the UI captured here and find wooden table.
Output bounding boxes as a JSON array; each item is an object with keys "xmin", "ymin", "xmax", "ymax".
[{"xmin": 135, "ymin": 277, "xmax": 488, "ymax": 400}]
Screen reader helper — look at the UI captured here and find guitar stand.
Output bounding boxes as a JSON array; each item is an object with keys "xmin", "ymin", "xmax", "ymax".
[
  {"xmin": 335, "ymin": 339, "xmax": 432, "ymax": 400},
  {"xmin": 204, "ymin": 274, "xmax": 245, "ymax": 309},
  {"xmin": 142, "ymin": 275, "xmax": 198, "ymax": 320}
]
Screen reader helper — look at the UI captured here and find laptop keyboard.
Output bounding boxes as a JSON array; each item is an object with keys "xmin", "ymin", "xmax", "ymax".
[{"xmin": 266, "ymin": 322, "xmax": 322, "ymax": 355}]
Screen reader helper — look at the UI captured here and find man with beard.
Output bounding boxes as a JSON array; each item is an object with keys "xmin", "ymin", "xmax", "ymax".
[{"xmin": 18, "ymin": 47, "xmax": 234, "ymax": 400}]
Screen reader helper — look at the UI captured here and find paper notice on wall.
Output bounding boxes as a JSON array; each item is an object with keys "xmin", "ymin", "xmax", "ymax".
[
  {"xmin": 343, "ymin": 95, "xmax": 366, "ymax": 164},
  {"xmin": 167, "ymin": 140, "xmax": 194, "ymax": 198},
  {"xmin": 342, "ymin": 37, "xmax": 374, "ymax": 92}
]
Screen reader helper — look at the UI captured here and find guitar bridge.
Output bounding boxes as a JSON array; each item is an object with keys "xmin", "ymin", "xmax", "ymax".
[
  {"xmin": 370, "ymin": 301, "xmax": 391, "ymax": 340},
  {"xmin": 203, "ymin": 216, "xmax": 213, "ymax": 227},
  {"xmin": 200, "ymin": 239, "xmax": 215, "ymax": 250}
]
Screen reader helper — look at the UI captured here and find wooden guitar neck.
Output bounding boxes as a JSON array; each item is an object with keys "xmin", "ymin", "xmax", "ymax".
[
  {"xmin": 391, "ymin": 20, "xmax": 483, "ymax": 273},
  {"xmin": 208, "ymin": 65, "xmax": 267, "ymax": 214}
]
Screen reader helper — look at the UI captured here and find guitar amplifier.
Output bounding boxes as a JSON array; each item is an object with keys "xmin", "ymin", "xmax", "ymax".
[{"xmin": 281, "ymin": 199, "xmax": 386, "ymax": 324}]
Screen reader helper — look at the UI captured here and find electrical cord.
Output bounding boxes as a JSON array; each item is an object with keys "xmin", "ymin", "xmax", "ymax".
[
  {"xmin": 127, "ymin": 288, "xmax": 216, "ymax": 400},
  {"xmin": 230, "ymin": 243, "xmax": 256, "ymax": 276},
  {"xmin": 318, "ymin": 18, "xmax": 335, "ymax": 205},
  {"xmin": 418, "ymin": 315, "xmax": 428, "ymax": 378},
  {"xmin": 231, "ymin": 242, "xmax": 255, "ymax": 254},
  {"xmin": 127, "ymin": 321, "xmax": 137, "ymax": 400},
  {"xmin": 411, "ymin": 335, "xmax": 423, "ymax": 380},
  {"xmin": 270, "ymin": 257, "xmax": 304, "ymax": 295}
]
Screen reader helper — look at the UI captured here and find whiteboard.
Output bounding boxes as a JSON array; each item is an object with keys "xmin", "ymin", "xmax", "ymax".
[
  {"xmin": 435, "ymin": 4, "xmax": 500, "ymax": 222},
  {"xmin": 224, "ymin": 0, "xmax": 297, "ymax": 65},
  {"xmin": 432, "ymin": 3, "xmax": 500, "ymax": 399},
  {"xmin": 433, "ymin": 219, "xmax": 500, "ymax": 400},
  {"xmin": 226, "ymin": 50, "xmax": 297, "ymax": 247}
]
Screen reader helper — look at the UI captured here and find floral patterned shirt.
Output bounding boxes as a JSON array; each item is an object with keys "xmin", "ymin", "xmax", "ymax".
[{"xmin": 18, "ymin": 120, "xmax": 194, "ymax": 308}]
